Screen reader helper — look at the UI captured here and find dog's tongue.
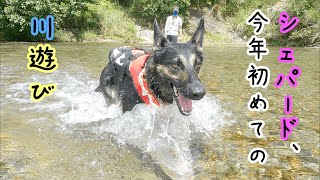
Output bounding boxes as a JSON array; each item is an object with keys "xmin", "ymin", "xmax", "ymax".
[{"xmin": 178, "ymin": 93, "xmax": 192, "ymax": 112}]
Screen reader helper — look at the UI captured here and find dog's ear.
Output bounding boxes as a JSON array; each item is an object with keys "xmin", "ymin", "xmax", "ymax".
[
  {"xmin": 190, "ymin": 17, "xmax": 205, "ymax": 52},
  {"xmin": 153, "ymin": 18, "xmax": 168, "ymax": 51}
]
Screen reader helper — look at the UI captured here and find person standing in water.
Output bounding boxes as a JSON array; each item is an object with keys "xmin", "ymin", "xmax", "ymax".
[{"xmin": 164, "ymin": 6, "xmax": 183, "ymax": 43}]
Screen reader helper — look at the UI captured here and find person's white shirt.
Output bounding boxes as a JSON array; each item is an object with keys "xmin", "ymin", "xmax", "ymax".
[{"xmin": 165, "ymin": 15, "xmax": 182, "ymax": 36}]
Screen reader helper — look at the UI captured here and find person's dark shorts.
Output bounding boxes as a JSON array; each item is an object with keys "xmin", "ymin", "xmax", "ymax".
[{"xmin": 166, "ymin": 35, "xmax": 178, "ymax": 43}]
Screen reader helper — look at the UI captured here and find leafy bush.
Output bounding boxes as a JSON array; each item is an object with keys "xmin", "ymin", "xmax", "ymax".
[
  {"xmin": 129, "ymin": 0, "xmax": 191, "ymax": 25},
  {"xmin": 223, "ymin": 0, "xmax": 319, "ymax": 46},
  {"xmin": 285, "ymin": 0, "xmax": 320, "ymax": 46},
  {"xmin": 87, "ymin": 0, "xmax": 138, "ymax": 42},
  {"xmin": 0, "ymin": 0, "xmax": 95, "ymax": 41}
]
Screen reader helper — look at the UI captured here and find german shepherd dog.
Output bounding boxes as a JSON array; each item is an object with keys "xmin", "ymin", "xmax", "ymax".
[{"xmin": 96, "ymin": 18, "xmax": 206, "ymax": 116}]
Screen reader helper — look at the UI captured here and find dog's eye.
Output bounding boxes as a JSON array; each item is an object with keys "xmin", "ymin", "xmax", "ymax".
[
  {"xmin": 194, "ymin": 60, "xmax": 202, "ymax": 67},
  {"xmin": 171, "ymin": 61, "xmax": 179, "ymax": 68}
]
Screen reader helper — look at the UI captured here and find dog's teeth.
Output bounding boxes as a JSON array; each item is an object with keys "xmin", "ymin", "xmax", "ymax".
[
  {"xmin": 173, "ymin": 86, "xmax": 178, "ymax": 96},
  {"xmin": 111, "ymin": 90, "xmax": 115, "ymax": 98}
]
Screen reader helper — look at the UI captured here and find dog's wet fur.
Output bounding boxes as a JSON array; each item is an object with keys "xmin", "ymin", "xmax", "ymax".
[{"xmin": 96, "ymin": 18, "xmax": 206, "ymax": 115}]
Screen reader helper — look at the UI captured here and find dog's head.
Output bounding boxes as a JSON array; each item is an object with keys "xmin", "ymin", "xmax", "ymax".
[{"xmin": 146, "ymin": 18, "xmax": 206, "ymax": 116}]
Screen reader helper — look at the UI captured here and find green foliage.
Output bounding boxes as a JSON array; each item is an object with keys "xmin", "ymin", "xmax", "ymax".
[
  {"xmin": 284, "ymin": 0, "xmax": 320, "ymax": 46},
  {"xmin": 224, "ymin": 0, "xmax": 319, "ymax": 46},
  {"xmin": 86, "ymin": 0, "xmax": 138, "ymax": 42},
  {"xmin": 129, "ymin": 0, "xmax": 191, "ymax": 25},
  {"xmin": 188, "ymin": 0, "xmax": 219, "ymax": 8},
  {"xmin": 0, "ymin": 0, "xmax": 319, "ymax": 46},
  {"xmin": 0, "ymin": 0, "xmax": 95, "ymax": 41},
  {"xmin": 111, "ymin": 0, "xmax": 134, "ymax": 7},
  {"xmin": 0, "ymin": 0, "xmax": 137, "ymax": 42},
  {"xmin": 54, "ymin": 29, "xmax": 73, "ymax": 42}
]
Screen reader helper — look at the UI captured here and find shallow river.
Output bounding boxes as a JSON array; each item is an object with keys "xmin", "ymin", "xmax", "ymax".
[{"xmin": 0, "ymin": 43, "xmax": 319, "ymax": 179}]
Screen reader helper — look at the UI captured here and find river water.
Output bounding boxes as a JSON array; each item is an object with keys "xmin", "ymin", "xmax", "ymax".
[{"xmin": 0, "ymin": 43, "xmax": 319, "ymax": 179}]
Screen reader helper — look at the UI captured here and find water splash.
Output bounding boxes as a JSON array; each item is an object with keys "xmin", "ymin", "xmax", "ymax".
[{"xmin": 5, "ymin": 66, "xmax": 230, "ymax": 178}]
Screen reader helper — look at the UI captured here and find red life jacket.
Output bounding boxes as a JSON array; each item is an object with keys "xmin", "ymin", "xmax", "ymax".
[{"xmin": 129, "ymin": 49, "xmax": 160, "ymax": 106}]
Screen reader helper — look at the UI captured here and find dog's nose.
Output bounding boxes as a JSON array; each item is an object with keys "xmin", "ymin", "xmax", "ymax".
[{"xmin": 188, "ymin": 84, "xmax": 206, "ymax": 100}]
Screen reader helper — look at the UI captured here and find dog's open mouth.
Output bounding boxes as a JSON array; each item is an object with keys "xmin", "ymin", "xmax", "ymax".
[{"xmin": 171, "ymin": 84, "xmax": 192, "ymax": 116}]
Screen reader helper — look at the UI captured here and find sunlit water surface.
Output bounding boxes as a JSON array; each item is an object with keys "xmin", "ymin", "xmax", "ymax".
[{"xmin": 0, "ymin": 43, "xmax": 319, "ymax": 179}]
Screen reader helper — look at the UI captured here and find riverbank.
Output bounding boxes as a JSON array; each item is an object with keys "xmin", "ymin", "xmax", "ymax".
[{"xmin": 0, "ymin": 0, "xmax": 319, "ymax": 46}]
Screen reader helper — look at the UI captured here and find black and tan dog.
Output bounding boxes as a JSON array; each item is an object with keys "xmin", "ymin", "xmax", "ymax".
[{"xmin": 96, "ymin": 18, "xmax": 206, "ymax": 116}]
